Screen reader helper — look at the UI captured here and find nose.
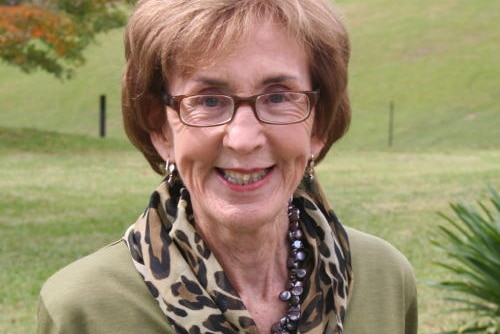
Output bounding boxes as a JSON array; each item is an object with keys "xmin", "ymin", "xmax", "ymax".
[{"xmin": 223, "ymin": 104, "xmax": 266, "ymax": 154}]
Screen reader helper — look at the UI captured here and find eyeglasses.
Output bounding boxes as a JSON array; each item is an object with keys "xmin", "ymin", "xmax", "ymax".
[{"xmin": 163, "ymin": 90, "xmax": 319, "ymax": 127}]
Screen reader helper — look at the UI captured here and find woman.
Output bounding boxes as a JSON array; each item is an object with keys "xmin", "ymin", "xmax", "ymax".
[{"xmin": 38, "ymin": 0, "xmax": 417, "ymax": 333}]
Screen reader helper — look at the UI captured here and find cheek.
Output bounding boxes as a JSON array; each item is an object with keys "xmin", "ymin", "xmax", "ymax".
[
  {"xmin": 280, "ymin": 122, "xmax": 314, "ymax": 152},
  {"xmin": 170, "ymin": 125, "xmax": 223, "ymax": 171},
  {"xmin": 270, "ymin": 125, "xmax": 313, "ymax": 166}
]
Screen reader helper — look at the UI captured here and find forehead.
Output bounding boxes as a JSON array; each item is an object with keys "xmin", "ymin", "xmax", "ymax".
[
  {"xmin": 167, "ymin": 18, "xmax": 310, "ymax": 80},
  {"xmin": 168, "ymin": 21, "xmax": 311, "ymax": 93}
]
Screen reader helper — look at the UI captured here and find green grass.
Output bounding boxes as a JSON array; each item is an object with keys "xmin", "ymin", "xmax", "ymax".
[
  {"xmin": 0, "ymin": 127, "xmax": 131, "ymax": 153},
  {"xmin": 1, "ymin": 129, "xmax": 499, "ymax": 333},
  {"xmin": 337, "ymin": 0, "xmax": 500, "ymax": 150},
  {"xmin": 0, "ymin": 130, "xmax": 157, "ymax": 333},
  {"xmin": 0, "ymin": 29, "xmax": 126, "ymax": 140}
]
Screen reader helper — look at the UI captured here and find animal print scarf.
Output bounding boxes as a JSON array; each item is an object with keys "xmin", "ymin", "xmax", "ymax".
[{"xmin": 123, "ymin": 176, "xmax": 352, "ymax": 333}]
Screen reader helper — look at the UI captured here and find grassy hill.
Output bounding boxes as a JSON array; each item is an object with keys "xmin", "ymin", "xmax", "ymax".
[
  {"xmin": 0, "ymin": 29, "xmax": 126, "ymax": 139},
  {"xmin": 0, "ymin": 0, "xmax": 498, "ymax": 150},
  {"xmin": 339, "ymin": 0, "xmax": 499, "ymax": 150}
]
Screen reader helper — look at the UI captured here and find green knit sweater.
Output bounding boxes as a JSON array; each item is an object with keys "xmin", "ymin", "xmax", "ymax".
[{"xmin": 38, "ymin": 227, "xmax": 417, "ymax": 333}]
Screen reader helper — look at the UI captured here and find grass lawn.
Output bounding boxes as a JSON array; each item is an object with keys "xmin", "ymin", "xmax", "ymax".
[{"xmin": 1, "ymin": 129, "xmax": 499, "ymax": 333}]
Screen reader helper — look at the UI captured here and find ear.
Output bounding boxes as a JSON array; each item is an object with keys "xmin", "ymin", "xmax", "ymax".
[
  {"xmin": 150, "ymin": 124, "xmax": 174, "ymax": 162},
  {"xmin": 310, "ymin": 134, "xmax": 326, "ymax": 158}
]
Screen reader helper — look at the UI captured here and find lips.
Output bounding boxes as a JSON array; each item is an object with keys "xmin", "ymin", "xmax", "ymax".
[{"xmin": 217, "ymin": 167, "xmax": 273, "ymax": 186}]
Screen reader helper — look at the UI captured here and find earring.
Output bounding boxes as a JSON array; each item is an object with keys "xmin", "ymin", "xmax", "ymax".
[
  {"xmin": 166, "ymin": 159, "xmax": 177, "ymax": 185},
  {"xmin": 305, "ymin": 154, "xmax": 315, "ymax": 184}
]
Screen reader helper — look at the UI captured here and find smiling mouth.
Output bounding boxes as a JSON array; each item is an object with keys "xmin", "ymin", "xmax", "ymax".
[{"xmin": 217, "ymin": 167, "xmax": 273, "ymax": 186}]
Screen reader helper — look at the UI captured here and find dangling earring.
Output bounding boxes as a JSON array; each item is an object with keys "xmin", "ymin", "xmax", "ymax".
[
  {"xmin": 166, "ymin": 159, "xmax": 177, "ymax": 185},
  {"xmin": 305, "ymin": 154, "xmax": 315, "ymax": 184}
]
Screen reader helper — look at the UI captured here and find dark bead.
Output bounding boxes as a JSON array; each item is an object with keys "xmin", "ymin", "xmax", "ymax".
[
  {"xmin": 291, "ymin": 286, "xmax": 304, "ymax": 296},
  {"xmin": 287, "ymin": 257, "xmax": 298, "ymax": 268},
  {"xmin": 296, "ymin": 268, "xmax": 307, "ymax": 278},
  {"xmin": 295, "ymin": 251, "xmax": 306, "ymax": 261},
  {"xmin": 288, "ymin": 311, "xmax": 301, "ymax": 322},
  {"xmin": 279, "ymin": 290, "xmax": 292, "ymax": 301},
  {"xmin": 288, "ymin": 208, "xmax": 300, "ymax": 221},
  {"xmin": 289, "ymin": 221, "xmax": 299, "ymax": 232},
  {"xmin": 286, "ymin": 322, "xmax": 297, "ymax": 331},
  {"xmin": 290, "ymin": 295, "xmax": 300, "ymax": 305},
  {"xmin": 289, "ymin": 305, "xmax": 301, "ymax": 313},
  {"xmin": 293, "ymin": 281, "xmax": 304, "ymax": 287}
]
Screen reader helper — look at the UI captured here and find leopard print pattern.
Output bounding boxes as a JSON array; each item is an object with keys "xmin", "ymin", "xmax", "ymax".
[{"xmin": 123, "ymin": 177, "xmax": 352, "ymax": 333}]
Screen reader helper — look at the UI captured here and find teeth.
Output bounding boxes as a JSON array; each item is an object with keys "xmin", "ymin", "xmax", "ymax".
[{"xmin": 222, "ymin": 169, "xmax": 270, "ymax": 185}]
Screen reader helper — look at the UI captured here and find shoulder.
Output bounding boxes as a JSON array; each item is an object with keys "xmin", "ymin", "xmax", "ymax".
[
  {"xmin": 40, "ymin": 240, "xmax": 137, "ymax": 303},
  {"xmin": 346, "ymin": 226, "xmax": 415, "ymax": 277},
  {"xmin": 38, "ymin": 241, "xmax": 170, "ymax": 334},
  {"xmin": 342, "ymin": 227, "xmax": 418, "ymax": 334}
]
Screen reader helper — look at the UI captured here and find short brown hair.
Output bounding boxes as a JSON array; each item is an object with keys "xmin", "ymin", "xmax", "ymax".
[{"xmin": 122, "ymin": 0, "xmax": 351, "ymax": 174}]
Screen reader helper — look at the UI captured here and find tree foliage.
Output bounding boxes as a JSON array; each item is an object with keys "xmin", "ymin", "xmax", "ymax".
[{"xmin": 0, "ymin": 0, "xmax": 133, "ymax": 79}]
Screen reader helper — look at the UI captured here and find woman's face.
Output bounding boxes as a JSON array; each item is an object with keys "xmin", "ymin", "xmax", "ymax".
[{"xmin": 152, "ymin": 20, "xmax": 324, "ymax": 232}]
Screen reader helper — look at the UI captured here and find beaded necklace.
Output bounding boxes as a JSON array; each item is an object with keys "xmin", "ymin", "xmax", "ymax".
[{"xmin": 271, "ymin": 202, "xmax": 307, "ymax": 334}]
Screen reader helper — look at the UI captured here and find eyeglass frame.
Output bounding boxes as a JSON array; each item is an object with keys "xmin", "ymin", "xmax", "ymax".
[{"xmin": 162, "ymin": 90, "xmax": 320, "ymax": 127}]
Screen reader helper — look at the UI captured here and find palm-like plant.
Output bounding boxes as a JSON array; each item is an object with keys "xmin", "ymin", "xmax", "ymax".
[{"xmin": 433, "ymin": 187, "xmax": 500, "ymax": 334}]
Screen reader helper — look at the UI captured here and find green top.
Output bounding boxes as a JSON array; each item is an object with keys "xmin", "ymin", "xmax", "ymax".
[{"xmin": 38, "ymin": 227, "xmax": 417, "ymax": 333}]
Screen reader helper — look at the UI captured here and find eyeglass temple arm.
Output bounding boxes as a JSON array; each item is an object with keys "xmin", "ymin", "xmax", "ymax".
[{"xmin": 162, "ymin": 93, "xmax": 181, "ymax": 110}]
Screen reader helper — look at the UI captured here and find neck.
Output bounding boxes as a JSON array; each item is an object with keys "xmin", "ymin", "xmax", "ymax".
[
  {"xmin": 195, "ymin": 208, "xmax": 292, "ymax": 333},
  {"xmin": 197, "ymin": 212, "xmax": 290, "ymax": 294}
]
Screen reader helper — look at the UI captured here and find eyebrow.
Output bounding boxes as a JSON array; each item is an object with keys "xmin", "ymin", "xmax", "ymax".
[
  {"xmin": 192, "ymin": 77, "xmax": 230, "ymax": 89},
  {"xmin": 261, "ymin": 75, "xmax": 299, "ymax": 86},
  {"xmin": 192, "ymin": 74, "xmax": 299, "ymax": 89}
]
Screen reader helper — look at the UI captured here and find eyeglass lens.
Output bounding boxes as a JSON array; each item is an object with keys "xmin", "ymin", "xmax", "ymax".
[{"xmin": 180, "ymin": 92, "xmax": 311, "ymax": 126}]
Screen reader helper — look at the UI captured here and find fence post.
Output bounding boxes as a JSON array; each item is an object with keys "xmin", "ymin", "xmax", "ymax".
[
  {"xmin": 99, "ymin": 95, "xmax": 106, "ymax": 138},
  {"xmin": 388, "ymin": 101, "xmax": 394, "ymax": 147}
]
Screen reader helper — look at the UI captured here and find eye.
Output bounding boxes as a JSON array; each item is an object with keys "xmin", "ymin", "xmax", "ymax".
[
  {"xmin": 199, "ymin": 96, "xmax": 221, "ymax": 108},
  {"xmin": 266, "ymin": 93, "xmax": 288, "ymax": 104}
]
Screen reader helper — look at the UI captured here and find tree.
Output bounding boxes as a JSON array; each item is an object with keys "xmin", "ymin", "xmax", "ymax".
[{"xmin": 0, "ymin": 0, "xmax": 133, "ymax": 79}]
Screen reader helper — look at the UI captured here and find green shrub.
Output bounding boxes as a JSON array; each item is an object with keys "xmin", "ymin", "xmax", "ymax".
[{"xmin": 433, "ymin": 188, "xmax": 500, "ymax": 333}]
